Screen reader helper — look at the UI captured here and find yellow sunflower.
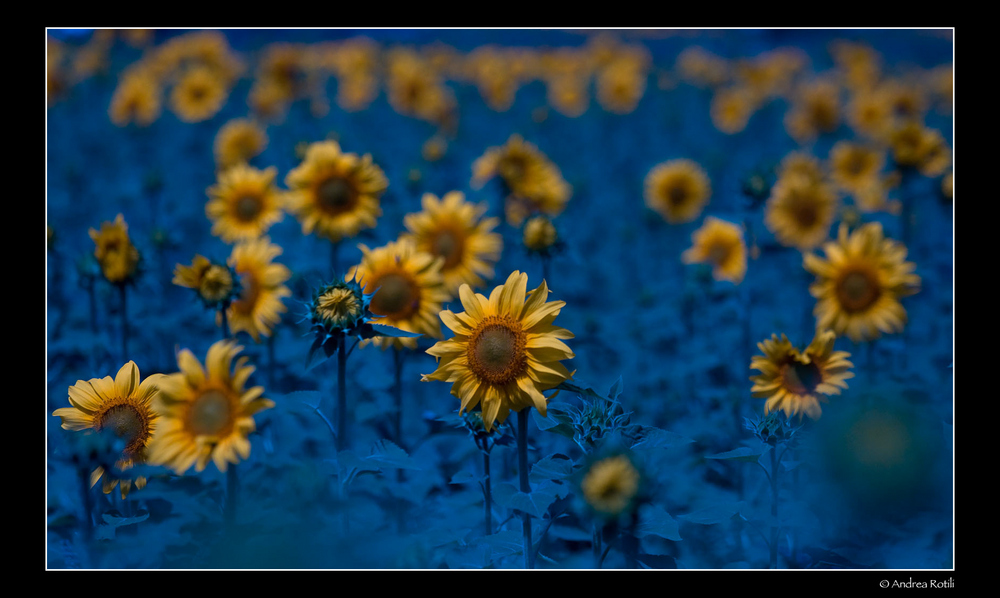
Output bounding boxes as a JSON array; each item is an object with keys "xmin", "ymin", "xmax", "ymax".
[
  {"xmin": 888, "ymin": 122, "xmax": 951, "ymax": 176},
  {"xmin": 643, "ymin": 159, "xmax": 712, "ymax": 224},
  {"xmin": 213, "ymin": 118, "xmax": 269, "ymax": 171},
  {"xmin": 777, "ymin": 152, "xmax": 825, "ymax": 187},
  {"xmin": 784, "ymin": 79, "xmax": 841, "ymax": 144},
  {"xmin": 205, "ymin": 164, "xmax": 285, "ymax": 243},
  {"xmin": 764, "ymin": 173, "xmax": 839, "ymax": 251},
  {"xmin": 828, "ymin": 141, "xmax": 886, "ymax": 196},
  {"xmin": 146, "ymin": 340, "xmax": 274, "ymax": 474},
  {"xmin": 803, "ymin": 222, "xmax": 921, "ymax": 343},
  {"xmin": 750, "ymin": 329, "xmax": 854, "ymax": 420},
  {"xmin": 224, "ymin": 236, "xmax": 292, "ymax": 342},
  {"xmin": 522, "ymin": 215, "xmax": 559, "ymax": 255},
  {"xmin": 284, "ymin": 140, "xmax": 388, "ymax": 243},
  {"xmin": 401, "ymin": 191, "xmax": 503, "ymax": 297},
  {"xmin": 471, "ymin": 134, "xmax": 571, "ymax": 226},
  {"xmin": 710, "ymin": 86, "xmax": 758, "ymax": 135},
  {"xmin": 52, "ymin": 361, "xmax": 163, "ymax": 498},
  {"xmin": 421, "ymin": 271, "xmax": 575, "ymax": 432},
  {"xmin": 169, "ymin": 66, "xmax": 228, "ymax": 123},
  {"xmin": 681, "ymin": 216, "xmax": 747, "ymax": 284},
  {"xmin": 845, "ymin": 86, "xmax": 894, "ymax": 141},
  {"xmin": 347, "ymin": 238, "xmax": 450, "ymax": 350},
  {"xmin": 89, "ymin": 213, "xmax": 140, "ymax": 285},
  {"xmin": 581, "ymin": 454, "xmax": 641, "ymax": 518},
  {"xmin": 173, "ymin": 254, "xmax": 238, "ymax": 308},
  {"xmin": 108, "ymin": 68, "xmax": 162, "ymax": 127}
]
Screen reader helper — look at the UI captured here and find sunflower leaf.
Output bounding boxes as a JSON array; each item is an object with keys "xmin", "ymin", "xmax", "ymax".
[
  {"xmin": 626, "ymin": 425, "xmax": 695, "ymax": 450},
  {"xmin": 608, "ymin": 375, "xmax": 624, "ymax": 401},
  {"xmin": 449, "ymin": 470, "xmax": 484, "ymax": 485},
  {"xmin": 305, "ymin": 336, "xmax": 331, "ymax": 370},
  {"xmin": 705, "ymin": 445, "xmax": 771, "ymax": 462},
  {"xmin": 369, "ymin": 323, "xmax": 423, "ymax": 338},
  {"xmin": 365, "ymin": 439, "xmax": 422, "ymax": 470},
  {"xmin": 283, "ymin": 390, "xmax": 324, "ymax": 410},
  {"xmin": 678, "ymin": 501, "xmax": 747, "ymax": 525},
  {"xmin": 529, "ymin": 453, "xmax": 575, "ymax": 484},
  {"xmin": 634, "ymin": 503, "xmax": 682, "ymax": 542}
]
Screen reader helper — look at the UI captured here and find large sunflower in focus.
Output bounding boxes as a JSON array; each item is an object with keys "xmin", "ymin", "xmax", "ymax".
[
  {"xmin": 401, "ymin": 191, "xmax": 503, "ymax": 297},
  {"xmin": 224, "ymin": 237, "xmax": 292, "ymax": 342},
  {"xmin": 422, "ymin": 271, "xmax": 575, "ymax": 432},
  {"xmin": 764, "ymin": 173, "xmax": 839, "ymax": 251},
  {"xmin": 205, "ymin": 164, "xmax": 285, "ymax": 243},
  {"xmin": 803, "ymin": 222, "xmax": 920, "ymax": 343},
  {"xmin": 750, "ymin": 330, "xmax": 854, "ymax": 420},
  {"xmin": 52, "ymin": 361, "xmax": 162, "ymax": 498},
  {"xmin": 146, "ymin": 340, "xmax": 273, "ymax": 474},
  {"xmin": 347, "ymin": 238, "xmax": 450, "ymax": 350},
  {"xmin": 644, "ymin": 159, "xmax": 711, "ymax": 224},
  {"xmin": 284, "ymin": 140, "xmax": 388, "ymax": 243}
]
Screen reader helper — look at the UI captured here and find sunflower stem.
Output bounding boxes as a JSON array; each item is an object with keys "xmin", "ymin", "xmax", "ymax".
[
  {"xmin": 541, "ymin": 255, "xmax": 551, "ymax": 288},
  {"xmin": 225, "ymin": 464, "xmax": 239, "ymax": 533},
  {"xmin": 592, "ymin": 523, "xmax": 603, "ymax": 569},
  {"xmin": 517, "ymin": 408, "xmax": 534, "ymax": 569},
  {"xmin": 769, "ymin": 444, "xmax": 780, "ymax": 569},
  {"xmin": 219, "ymin": 304, "xmax": 230, "ymax": 340},
  {"xmin": 393, "ymin": 347, "xmax": 407, "ymax": 533},
  {"xmin": 267, "ymin": 328, "xmax": 276, "ymax": 390},
  {"xmin": 483, "ymin": 452, "xmax": 493, "ymax": 536},
  {"xmin": 331, "ymin": 240, "xmax": 341, "ymax": 279},
  {"xmin": 336, "ymin": 333, "xmax": 348, "ymax": 452},
  {"xmin": 119, "ymin": 283, "xmax": 128, "ymax": 362},
  {"xmin": 78, "ymin": 466, "xmax": 94, "ymax": 546}
]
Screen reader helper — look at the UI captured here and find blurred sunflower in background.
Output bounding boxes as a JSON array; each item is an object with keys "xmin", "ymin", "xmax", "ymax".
[
  {"xmin": 828, "ymin": 141, "xmax": 886, "ymax": 196},
  {"xmin": 108, "ymin": 67, "xmax": 162, "ymax": 127},
  {"xmin": 205, "ymin": 164, "xmax": 285, "ymax": 243},
  {"xmin": 347, "ymin": 238, "xmax": 450, "ymax": 350},
  {"xmin": 764, "ymin": 170, "xmax": 839, "ymax": 251},
  {"xmin": 146, "ymin": 340, "xmax": 273, "ymax": 474},
  {"xmin": 888, "ymin": 121, "xmax": 951, "ymax": 176},
  {"xmin": 52, "ymin": 361, "xmax": 163, "ymax": 498},
  {"xmin": 710, "ymin": 86, "xmax": 758, "ymax": 135},
  {"xmin": 213, "ymin": 118, "xmax": 269, "ymax": 171},
  {"xmin": 750, "ymin": 330, "xmax": 854, "ymax": 420},
  {"xmin": 643, "ymin": 158, "xmax": 712, "ymax": 224},
  {"xmin": 803, "ymin": 222, "xmax": 920, "ymax": 343},
  {"xmin": 173, "ymin": 254, "xmax": 240, "ymax": 309},
  {"xmin": 580, "ymin": 453, "xmax": 642, "ymax": 519},
  {"xmin": 784, "ymin": 78, "xmax": 841, "ymax": 144},
  {"xmin": 681, "ymin": 216, "xmax": 747, "ymax": 284},
  {"xmin": 401, "ymin": 191, "xmax": 503, "ymax": 297},
  {"xmin": 422, "ymin": 271, "xmax": 575, "ymax": 432},
  {"xmin": 169, "ymin": 65, "xmax": 228, "ymax": 123},
  {"xmin": 522, "ymin": 214, "xmax": 561, "ymax": 256},
  {"xmin": 224, "ymin": 236, "xmax": 292, "ymax": 342},
  {"xmin": 284, "ymin": 140, "xmax": 388, "ymax": 243},
  {"xmin": 89, "ymin": 213, "xmax": 141, "ymax": 285}
]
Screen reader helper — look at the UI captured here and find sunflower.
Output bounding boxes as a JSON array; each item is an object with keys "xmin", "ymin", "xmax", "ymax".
[
  {"xmin": 750, "ymin": 329, "xmax": 854, "ymax": 420},
  {"xmin": 888, "ymin": 122, "xmax": 951, "ymax": 176},
  {"xmin": 145, "ymin": 340, "xmax": 273, "ymax": 474},
  {"xmin": 169, "ymin": 66, "xmax": 228, "ymax": 123},
  {"xmin": 643, "ymin": 159, "xmax": 712, "ymax": 224},
  {"xmin": 595, "ymin": 60, "xmax": 647, "ymax": 115},
  {"xmin": 224, "ymin": 237, "xmax": 292, "ymax": 342},
  {"xmin": 828, "ymin": 141, "xmax": 886, "ymax": 196},
  {"xmin": 546, "ymin": 75, "xmax": 589, "ymax": 118},
  {"xmin": 777, "ymin": 152, "xmax": 825, "ymax": 187},
  {"xmin": 284, "ymin": 140, "xmax": 388, "ymax": 243},
  {"xmin": 89, "ymin": 213, "xmax": 141, "ymax": 285},
  {"xmin": 471, "ymin": 134, "xmax": 571, "ymax": 226},
  {"xmin": 681, "ymin": 216, "xmax": 747, "ymax": 284},
  {"xmin": 784, "ymin": 79, "xmax": 841, "ymax": 144},
  {"xmin": 422, "ymin": 271, "xmax": 575, "ymax": 432},
  {"xmin": 52, "ymin": 361, "xmax": 163, "ymax": 498},
  {"xmin": 205, "ymin": 164, "xmax": 285, "ymax": 243},
  {"xmin": 710, "ymin": 86, "xmax": 757, "ymax": 135},
  {"xmin": 845, "ymin": 86, "xmax": 894, "ymax": 141},
  {"xmin": 346, "ymin": 238, "xmax": 450, "ymax": 350},
  {"xmin": 764, "ymin": 172, "xmax": 839, "ymax": 251},
  {"xmin": 173, "ymin": 254, "xmax": 240, "ymax": 309},
  {"xmin": 803, "ymin": 222, "xmax": 920, "ymax": 343},
  {"xmin": 213, "ymin": 118, "xmax": 269, "ymax": 171},
  {"xmin": 580, "ymin": 454, "xmax": 641, "ymax": 518},
  {"xmin": 108, "ymin": 68, "xmax": 162, "ymax": 127},
  {"xmin": 522, "ymin": 214, "xmax": 559, "ymax": 255},
  {"xmin": 401, "ymin": 191, "xmax": 503, "ymax": 297}
]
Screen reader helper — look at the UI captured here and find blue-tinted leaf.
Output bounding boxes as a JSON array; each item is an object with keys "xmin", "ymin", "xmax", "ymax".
[
  {"xmin": 449, "ymin": 470, "xmax": 483, "ymax": 485},
  {"xmin": 679, "ymin": 502, "xmax": 746, "ymax": 525},
  {"xmin": 305, "ymin": 336, "xmax": 330, "ymax": 370},
  {"xmin": 284, "ymin": 390, "xmax": 324, "ymax": 410},
  {"xmin": 475, "ymin": 530, "xmax": 523, "ymax": 559},
  {"xmin": 365, "ymin": 439, "xmax": 421, "ymax": 470},
  {"xmin": 445, "ymin": 544, "xmax": 492, "ymax": 569},
  {"xmin": 491, "ymin": 482, "xmax": 557, "ymax": 518},
  {"xmin": 608, "ymin": 375, "xmax": 624, "ymax": 401},
  {"xmin": 529, "ymin": 453, "xmax": 574, "ymax": 484},
  {"xmin": 634, "ymin": 503, "xmax": 682, "ymax": 541},
  {"xmin": 706, "ymin": 445, "xmax": 771, "ymax": 462},
  {"xmin": 370, "ymin": 323, "xmax": 423, "ymax": 338},
  {"xmin": 628, "ymin": 426, "xmax": 694, "ymax": 450},
  {"xmin": 101, "ymin": 510, "xmax": 150, "ymax": 528}
]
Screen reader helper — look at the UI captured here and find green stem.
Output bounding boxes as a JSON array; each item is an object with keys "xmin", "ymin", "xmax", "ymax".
[
  {"xmin": 331, "ymin": 240, "xmax": 341, "ymax": 279},
  {"xmin": 336, "ymin": 334, "xmax": 347, "ymax": 452},
  {"xmin": 393, "ymin": 348, "xmax": 405, "ymax": 447},
  {"xmin": 483, "ymin": 452, "xmax": 493, "ymax": 536},
  {"xmin": 79, "ymin": 467, "xmax": 94, "ymax": 546},
  {"xmin": 769, "ymin": 445, "xmax": 780, "ymax": 569},
  {"xmin": 219, "ymin": 305, "xmax": 230, "ymax": 341},
  {"xmin": 592, "ymin": 523, "xmax": 603, "ymax": 569},
  {"xmin": 517, "ymin": 408, "xmax": 534, "ymax": 569},
  {"xmin": 119, "ymin": 283, "xmax": 128, "ymax": 362}
]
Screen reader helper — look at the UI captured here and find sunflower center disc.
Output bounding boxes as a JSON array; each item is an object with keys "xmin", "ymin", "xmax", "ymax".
[
  {"xmin": 371, "ymin": 273, "xmax": 415, "ymax": 318},
  {"xmin": 846, "ymin": 154, "xmax": 867, "ymax": 176},
  {"xmin": 471, "ymin": 324, "xmax": 524, "ymax": 384},
  {"xmin": 500, "ymin": 157, "xmax": 526, "ymax": 184},
  {"xmin": 432, "ymin": 229, "xmax": 463, "ymax": 269},
  {"xmin": 317, "ymin": 287, "xmax": 360, "ymax": 328},
  {"xmin": 783, "ymin": 360, "xmax": 823, "ymax": 394},
  {"xmin": 200, "ymin": 265, "xmax": 233, "ymax": 303},
  {"xmin": 795, "ymin": 202, "xmax": 818, "ymax": 227},
  {"xmin": 96, "ymin": 404, "xmax": 147, "ymax": 454},
  {"xmin": 235, "ymin": 195, "xmax": 262, "ymax": 222},
  {"xmin": 188, "ymin": 389, "xmax": 233, "ymax": 436},
  {"xmin": 318, "ymin": 177, "xmax": 353, "ymax": 213},
  {"xmin": 668, "ymin": 184, "xmax": 688, "ymax": 206},
  {"xmin": 706, "ymin": 242, "xmax": 730, "ymax": 266},
  {"xmin": 837, "ymin": 270, "xmax": 880, "ymax": 312}
]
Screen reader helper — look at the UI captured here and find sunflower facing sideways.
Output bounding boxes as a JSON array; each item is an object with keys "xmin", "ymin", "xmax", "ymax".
[
  {"xmin": 52, "ymin": 361, "xmax": 163, "ymax": 498},
  {"xmin": 224, "ymin": 236, "xmax": 292, "ymax": 342},
  {"xmin": 803, "ymin": 222, "xmax": 920, "ymax": 343},
  {"xmin": 347, "ymin": 238, "xmax": 451, "ymax": 350},
  {"xmin": 284, "ymin": 140, "xmax": 388, "ymax": 243},
  {"xmin": 401, "ymin": 191, "xmax": 503, "ymax": 298},
  {"xmin": 681, "ymin": 216, "xmax": 747, "ymax": 284},
  {"xmin": 213, "ymin": 117, "xmax": 269, "ymax": 171},
  {"xmin": 643, "ymin": 159, "xmax": 712, "ymax": 224},
  {"xmin": 205, "ymin": 163, "xmax": 285, "ymax": 243},
  {"xmin": 146, "ymin": 340, "xmax": 273, "ymax": 475},
  {"xmin": 750, "ymin": 329, "xmax": 854, "ymax": 420},
  {"xmin": 422, "ymin": 271, "xmax": 575, "ymax": 432}
]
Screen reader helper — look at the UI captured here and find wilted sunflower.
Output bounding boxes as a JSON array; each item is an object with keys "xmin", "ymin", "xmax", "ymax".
[
  {"xmin": 644, "ymin": 159, "xmax": 712, "ymax": 224},
  {"xmin": 89, "ymin": 213, "xmax": 141, "ymax": 285},
  {"xmin": 224, "ymin": 236, "xmax": 292, "ymax": 342},
  {"xmin": 169, "ymin": 66, "xmax": 228, "ymax": 123},
  {"xmin": 205, "ymin": 164, "xmax": 285, "ymax": 243},
  {"xmin": 580, "ymin": 453, "xmax": 641, "ymax": 518},
  {"xmin": 401, "ymin": 191, "xmax": 503, "ymax": 297},
  {"xmin": 764, "ymin": 173, "xmax": 839, "ymax": 251},
  {"xmin": 52, "ymin": 361, "xmax": 163, "ymax": 498},
  {"xmin": 681, "ymin": 216, "xmax": 747, "ymax": 284},
  {"xmin": 213, "ymin": 118, "xmax": 269, "ymax": 170},
  {"xmin": 347, "ymin": 238, "xmax": 450, "ymax": 350},
  {"xmin": 803, "ymin": 222, "xmax": 920, "ymax": 343},
  {"xmin": 173, "ymin": 254, "xmax": 240, "ymax": 309},
  {"xmin": 284, "ymin": 140, "xmax": 388, "ymax": 243},
  {"xmin": 422, "ymin": 271, "xmax": 575, "ymax": 432},
  {"xmin": 750, "ymin": 330, "xmax": 854, "ymax": 420},
  {"xmin": 146, "ymin": 340, "xmax": 273, "ymax": 474}
]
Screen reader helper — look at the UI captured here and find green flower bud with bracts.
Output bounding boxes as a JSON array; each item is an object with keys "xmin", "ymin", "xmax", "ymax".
[{"xmin": 744, "ymin": 410, "xmax": 801, "ymax": 447}]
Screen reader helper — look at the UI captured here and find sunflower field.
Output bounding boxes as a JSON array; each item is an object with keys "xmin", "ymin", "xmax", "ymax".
[{"xmin": 45, "ymin": 28, "xmax": 954, "ymax": 573}]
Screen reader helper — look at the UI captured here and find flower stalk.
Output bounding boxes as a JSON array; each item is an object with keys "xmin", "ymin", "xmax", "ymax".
[{"xmin": 518, "ymin": 408, "xmax": 534, "ymax": 569}]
